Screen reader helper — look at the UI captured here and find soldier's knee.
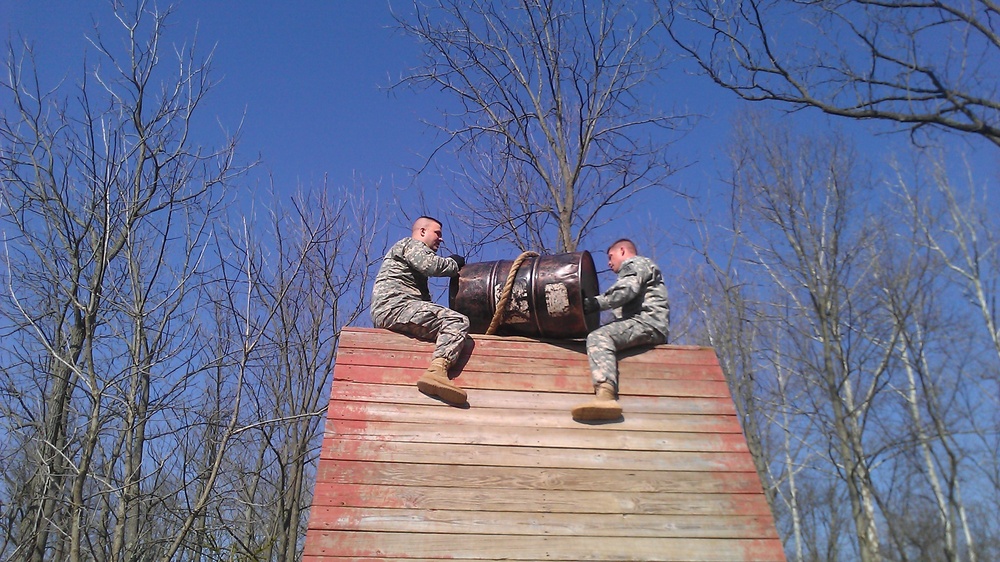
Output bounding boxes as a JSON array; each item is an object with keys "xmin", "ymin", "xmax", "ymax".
[
  {"xmin": 587, "ymin": 329, "xmax": 612, "ymax": 350},
  {"xmin": 441, "ymin": 309, "xmax": 470, "ymax": 331},
  {"xmin": 448, "ymin": 309, "xmax": 469, "ymax": 324}
]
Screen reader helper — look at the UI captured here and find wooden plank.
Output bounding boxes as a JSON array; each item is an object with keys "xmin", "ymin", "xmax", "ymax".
[
  {"xmin": 311, "ymin": 483, "xmax": 774, "ymax": 515},
  {"xmin": 305, "ymin": 558, "xmax": 434, "ymax": 562},
  {"xmin": 320, "ymin": 438, "xmax": 758, "ymax": 472},
  {"xmin": 326, "ymin": 401, "xmax": 744, "ymax": 434},
  {"xmin": 333, "ymin": 363, "xmax": 730, "ymax": 395},
  {"xmin": 334, "ymin": 353, "xmax": 726, "ymax": 382},
  {"xmin": 315, "ymin": 461, "xmax": 765, "ymax": 495},
  {"xmin": 304, "ymin": 558, "xmax": 438, "ymax": 562},
  {"xmin": 307, "ymin": 506, "xmax": 780, "ymax": 539},
  {"xmin": 339, "ymin": 326, "xmax": 711, "ymax": 351},
  {"xmin": 303, "ymin": 530, "xmax": 787, "ymax": 561},
  {"xmin": 334, "ymin": 343, "xmax": 722, "ymax": 371},
  {"xmin": 335, "ymin": 346, "xmax": 723, "ymax": 373},
  {"xmin": 328, "ymin": 419, "xmax": 751, "ymax": 453},
  {"xmin": 337, "ymin": 327, "xmax": 719, "ymax": 365},
  {"xmin": 334, "ymin": 349, "xmax": 592, "ymax": 377},
  {"xmin": 330, "ymin": 383, "xmax": 740, "ymax": 416}
]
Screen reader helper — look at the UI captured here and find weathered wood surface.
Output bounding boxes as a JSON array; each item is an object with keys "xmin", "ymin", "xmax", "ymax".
[{"xmin": 304, "ymin": 327, "xmax": 786, "ymax": 561}]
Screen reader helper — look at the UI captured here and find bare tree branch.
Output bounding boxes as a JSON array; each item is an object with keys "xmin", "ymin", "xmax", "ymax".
[
  {"xmin": 664, "ymin": 0, "xmax": 1000, "ymax": 148},
  {"xmin": 394, "ymin": 0, "xmax": 689, "ymax": 253}
]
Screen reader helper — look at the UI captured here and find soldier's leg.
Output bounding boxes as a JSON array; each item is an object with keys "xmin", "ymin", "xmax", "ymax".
[
  {"xmin": 382, "ymin": 301, "xmax": 455, "ymax": 339},
  {"xmin": 575, "ymin": 319, "xmax": 665, "ymax": 421},
  {"xmin": 383, "ymin": 302, "xmax": 469, "ymax": 363},
  {"xmin": 382, "ymin": 301, "xmax": 470, "ymax": 405},
  {"xmin": 573, "ymin": 321, "xmax": 629, "ymax": 421},
  {"xmin": 586, "ymin": 319, "xmax": 666, "ymax": 390},
  {"xmin": 585, "ymin": 323, "xmax": 621, "ymax": 391},
  {"xmin": 430, "ymin": 307, "xmax": 470, "ymax": 364}
]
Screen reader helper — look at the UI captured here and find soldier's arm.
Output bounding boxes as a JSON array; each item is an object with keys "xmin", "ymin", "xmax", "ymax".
[
  {"xmin": 403, "ymin": 241, "xmax": 461, "ymax": 277},
  {"xmin": 595, "ymin": 263, "xmax": 644, "ymax": 310}
]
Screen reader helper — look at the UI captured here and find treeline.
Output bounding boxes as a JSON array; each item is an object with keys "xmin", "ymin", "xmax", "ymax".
[
  {"xmin": 669, "ymin": 0, "xmax": 1000, "ymax": 559},
  {"xmin": 676, "ymin": 114, "xmax": 999, "ymax": 562},
  {"xmin": 0, "ymin": 5, "xmax": 381, "ymax": 561}
]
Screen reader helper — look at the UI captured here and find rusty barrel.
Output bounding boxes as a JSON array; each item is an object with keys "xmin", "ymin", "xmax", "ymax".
[{"xmin": 449, "ymin": 251, "xmax": 601, "ymax": 339}]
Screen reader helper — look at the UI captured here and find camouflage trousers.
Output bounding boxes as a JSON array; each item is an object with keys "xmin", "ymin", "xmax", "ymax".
[
  {"xmin": 586, "ymin": 318, "xmax": 667, "ymax": 391},
  {"xmin": 376, "ymin": 300, "xmax": 470, "ymax": 364}
]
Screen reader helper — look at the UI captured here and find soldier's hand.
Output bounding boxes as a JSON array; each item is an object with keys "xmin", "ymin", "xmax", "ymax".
[
  {"xmin": 448, "ymin": 254, "xmax": 466, "ymax": 269},
  {"xmin": 583, "ymin": 297, "xmax": 599, "ymax": 314}
]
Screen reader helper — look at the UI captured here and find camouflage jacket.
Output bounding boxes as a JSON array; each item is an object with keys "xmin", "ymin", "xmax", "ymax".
[
  {"xmin": 594, "ymin": 255, "xmax": 670, "ymax": 337},
  {"xmin": 370, "ymin": 237, "xmax": 461, "ymax": 326}
]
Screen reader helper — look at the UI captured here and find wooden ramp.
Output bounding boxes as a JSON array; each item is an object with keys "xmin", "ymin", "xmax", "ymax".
[{"xmin": 304, "ymin": 327, "xmax": 786, "ymax": 562}]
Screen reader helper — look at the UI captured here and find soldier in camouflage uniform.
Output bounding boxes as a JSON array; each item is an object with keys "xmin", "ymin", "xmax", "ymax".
[
  {"xmin": 573, "ymin": 238, "xmax": 670, "ymax": 421},
  {"xmin": 371, "ymin": 216, "xmax": 470, "ymax": 405}
]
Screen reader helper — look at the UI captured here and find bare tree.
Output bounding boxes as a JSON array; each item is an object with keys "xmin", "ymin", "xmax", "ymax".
[
  {"xmin": 677, "ymin": 244, "xmax": 818, "ymax": 559},
  {"xmin": 766, "ymin": 338, "xmax": 814, "ymax": 562},
  {"xmin": 663, "ymin": 0, "xmax": 1000, "ymax": 148},
  {"xmin": 724, "ymin": 111, "xmax": 896, "ymax": 562},
  {"xmin": 0, "ymin": 3, "xmax": 243, "ymax": 560},
  {"xmin": 677, "ymin": 195, "xmax": 776, "ymax": 500},
  {"xmin": 0, "ymin": 4, "xmax": 386, "ymax": 562},
  {"xmin": 393, "ymin": 0, "xmax": 687, "ymax": 254},
  {"xmin": 892, "ymin": 154, "xmax": 1000, "ymax": 366},
  {"xmin": 679, "ymin": 115, "xmax": 895, "ymax": 560},
  {"xmin": 878, "ymin": 150, "xmax": 1000, "ymax": 561},
  {"xmin": 678, "ymin": 111, "xmax": 1000, "ymax": 560},
  {"xmin": 214, "ymin": 182, "xmax": 381, "ymax": 561}
]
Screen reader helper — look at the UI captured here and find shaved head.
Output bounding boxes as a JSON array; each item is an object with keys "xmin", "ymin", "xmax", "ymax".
[
  {"xmin": 412, "ymin": 216, "xmax": 442, "ymax": 234},
  {"xmin": 607, "ymin": 238, "xmax": 637, "ymax": 255},
  {"xmin": 411, "ymin": 216, "xmax": 444, "ymax": 251},
  {"xmin": 606, "ymin": 238, "xmax": 637, "ymax": 273}
]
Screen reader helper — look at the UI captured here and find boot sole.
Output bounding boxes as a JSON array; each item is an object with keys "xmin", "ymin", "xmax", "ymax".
[
  {"xmin": 417, "ymin": 378, "xmax": 468, "ymax": 405},
  {"xmin": 571, "ymin": 403, "xmax": 623, "ymax": 421}
]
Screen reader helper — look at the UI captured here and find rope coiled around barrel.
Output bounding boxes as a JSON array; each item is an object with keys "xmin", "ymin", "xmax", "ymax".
[{"xmin": 485, "ymin": 251, "xmax": 540, "ymax": 335}]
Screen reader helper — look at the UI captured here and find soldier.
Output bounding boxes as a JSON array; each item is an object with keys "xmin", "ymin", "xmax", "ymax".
[
  {"xmin": 573, "ymin": 239, "xmax": 669, "ymax": 421},
  {"xmin": 371, "ymin": 216, "xmax": 470, "ymax": 405}
]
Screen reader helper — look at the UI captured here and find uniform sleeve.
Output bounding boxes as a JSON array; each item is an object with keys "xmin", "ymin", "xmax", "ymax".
[
  {"xmin": 401, "ymin": 240, "xmax": 460, "ymax": 277},
  {"xmin": 595, "ymin": 262, "xmax": 643, "ymax": 310}
]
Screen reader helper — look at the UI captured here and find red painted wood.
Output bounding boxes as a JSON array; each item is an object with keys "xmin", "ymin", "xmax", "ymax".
[
  {"xmin": 314, "ymin": 460, "xmax": 767, "ymax": 494},
  {"xmin": 304, "ymin": 327, "xmax": 787, "ymax": 561}
]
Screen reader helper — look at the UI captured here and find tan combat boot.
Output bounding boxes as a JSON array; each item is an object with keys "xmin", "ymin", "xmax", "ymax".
[
  {"xmin": 416, "ymin": 357, "xmax": 468, "ymax": 405},
  {"xmin": 571, "ymin": 382, "xmax": 622, "ymax": 421}
]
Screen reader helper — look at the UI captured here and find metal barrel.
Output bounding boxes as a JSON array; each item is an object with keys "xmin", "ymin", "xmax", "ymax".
[{"xmin": 449, "ymin": 251, "xmax": 601, "ymax": 339}]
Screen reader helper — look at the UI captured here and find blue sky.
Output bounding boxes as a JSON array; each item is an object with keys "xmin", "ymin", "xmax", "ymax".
[
  {"xmin": 7, "ymin": 1, "xmax": 989, "ymax": 276},
  {"xmin": 1, "ymin": 2, "xmax": 740, "ymax": 257},
  {"xmin": 2, "ymin": 2, "xmax": 446, "ymax": 189}
]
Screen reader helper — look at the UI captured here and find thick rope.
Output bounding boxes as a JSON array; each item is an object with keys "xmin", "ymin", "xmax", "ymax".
[{"xmin": 485, "ymin": 251, "xmax": 539, "ymax": 335}]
